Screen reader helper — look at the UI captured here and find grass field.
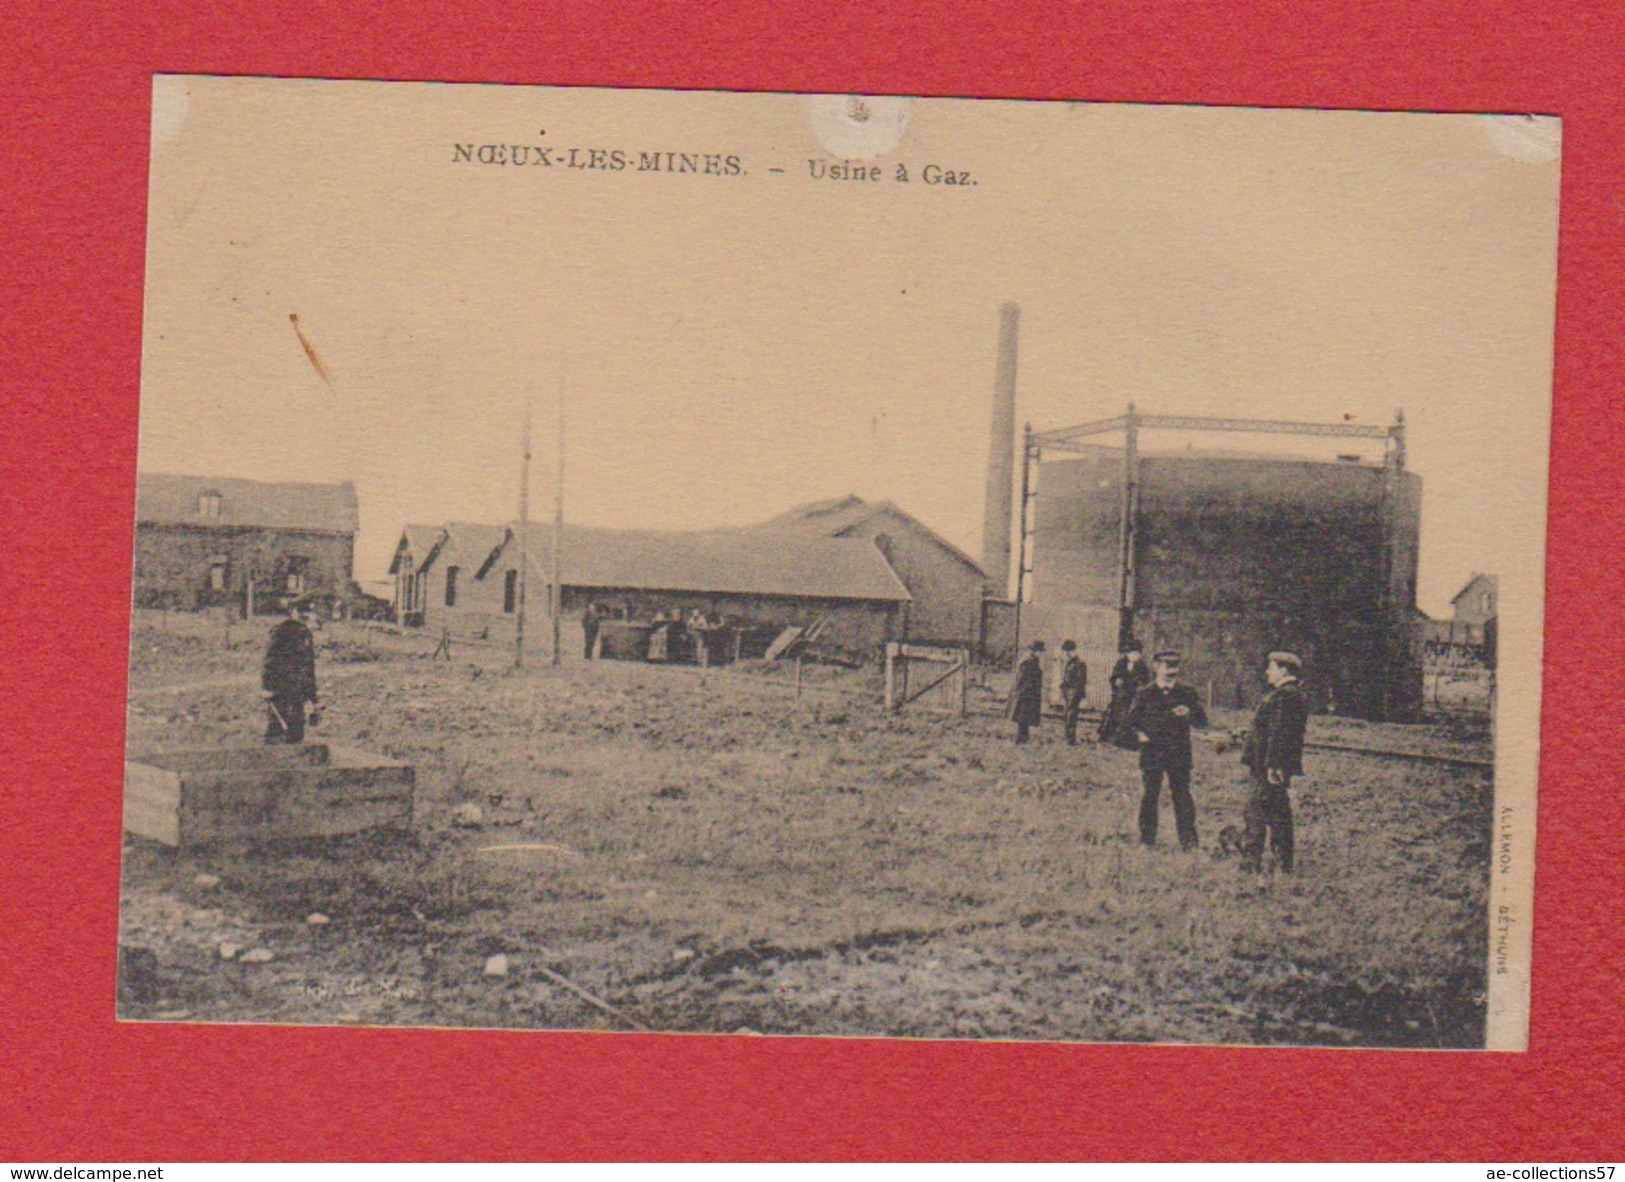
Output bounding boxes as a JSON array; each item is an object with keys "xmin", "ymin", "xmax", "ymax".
[{"xmin": 120, "ymin": 612, "xmax": 1494, "ymax": 1047}]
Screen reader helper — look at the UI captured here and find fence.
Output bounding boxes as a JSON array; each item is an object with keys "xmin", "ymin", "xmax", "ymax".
[{"xmin": 884, "ymin": 643, "xmax": 969, "ymax": 715}]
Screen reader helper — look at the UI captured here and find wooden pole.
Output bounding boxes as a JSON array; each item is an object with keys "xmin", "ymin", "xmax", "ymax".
[
  {"xmin": 1117, "ymin": 403, "xmax": 1139, "ymax": 648},
  {"xmin": 550, "ymin": 369, "xmax": 565, "ymax": 667},
  {"xmin": 514, "ymin": 401, "xmax": 532, "ymax": 669}
]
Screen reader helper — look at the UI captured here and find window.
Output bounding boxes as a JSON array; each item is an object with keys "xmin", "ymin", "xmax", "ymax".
[
  {"xmin": 208, "ymin": 556, "xmax": 229, "ymax": 592},
  {"xmin": 285, "ymin": 556, "xmax": 308, "ymax": 594},
  {"xmin": 503, "ymin": 569, "xmax": 518, "ymax": 613},
  {"xmin": 445, "ymin": 566, "xmax": 460, "ymax": 607},
  {"xmin": 198, "ymin": 490, "xmax": 222, "ymax": 519}
]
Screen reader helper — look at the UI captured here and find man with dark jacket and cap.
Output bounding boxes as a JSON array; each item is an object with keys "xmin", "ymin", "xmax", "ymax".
[
  {"xmin": 1125, "ymin": 649, "xmax": 1209, "ymax": 848},
  {"xmin": 262, "ymin": 597, "xmax": 319, "ymax": 743},
  {"xmin": 1099, "ymin": 638, "xmax": 1153, "ymax": 747},
  {"xmin": 1059, "ymin": 640, "xmax": 1088, "ymax": 745},
  {"xmin": 1010, "ymin": 640, "xmax": 1046, "ymax": 744},
  {"xmin": 1240, "ymin": 651, "xmax": 1310, "ymax": 873}
]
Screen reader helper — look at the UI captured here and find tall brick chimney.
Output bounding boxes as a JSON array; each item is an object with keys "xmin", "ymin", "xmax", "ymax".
[{"xmin": 981, "ymin": 302, "xmax": 1020, "ymax": 598}]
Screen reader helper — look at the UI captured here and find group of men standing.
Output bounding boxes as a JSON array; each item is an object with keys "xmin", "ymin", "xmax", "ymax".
[
  {"xmin": 1010, "ymin": 637, "xmax": 1309, "ymax": 873},
  {"xmin": 1009, "ymin": 637, "xmax": 1094, "ymax": 746}
]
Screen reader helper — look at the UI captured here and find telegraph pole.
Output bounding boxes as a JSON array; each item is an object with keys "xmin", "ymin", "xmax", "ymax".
[
  {"xmin": 514, "ymin": 401, "xmax": 533, "ymax": 669},
  {"xmin": 550, "ymin": 369, "xmax": 565, "ymax": 667},
  {"xmin": 1118, "ymin": 402, "xmax": 1140, "ymax": 649}
]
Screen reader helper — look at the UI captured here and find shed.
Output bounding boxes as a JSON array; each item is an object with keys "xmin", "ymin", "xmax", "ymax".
[
  {"xmin": 752, "ymin": 495, "xmax": 992, "ymax": 649},
  {"xmin": 400, "ymin": 519, "xmax": 911, "ymax": 661}
]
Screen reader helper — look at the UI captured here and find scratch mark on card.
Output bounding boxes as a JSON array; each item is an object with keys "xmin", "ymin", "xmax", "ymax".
[{"xmin": 289, "ymin": 313, "xmax": 333, "ymax": 387}]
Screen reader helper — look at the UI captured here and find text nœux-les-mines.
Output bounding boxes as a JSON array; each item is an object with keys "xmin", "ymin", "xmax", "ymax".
[{"xmin": 453, "ymin": 144, "xmax": 744, "ymax": 175}]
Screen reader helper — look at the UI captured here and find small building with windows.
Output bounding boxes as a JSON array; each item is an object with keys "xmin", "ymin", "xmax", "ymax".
[
  {"xmin": 387, "ymin": 522, "xmax": 509, "ymax": 629},
  {"xmin": 133, "ymin": 473, "xmax": 359, "ymax": 613},
  {"xmin": 1421, "ymin": 572, "xmax": 1498, "ymax": 666},
  {"xmin": 389, "ymin": 518, "xmax": 911, "ymax": 660},
  {"xmin": 1450, "ymin": 573, "xmax": 1498, "ymax": 630},
  {"xmin": 388, "ymin": 496, "xmax": 989, "ymax": 659}
]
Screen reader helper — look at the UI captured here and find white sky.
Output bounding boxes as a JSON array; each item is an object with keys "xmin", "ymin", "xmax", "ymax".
[{"xmin": 138, "ymin": 78, "xmax": 1560, "ymax": 616}]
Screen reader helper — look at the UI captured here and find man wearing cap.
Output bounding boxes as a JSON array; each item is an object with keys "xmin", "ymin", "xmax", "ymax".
[
  {"xmin": 1010, "ymin": 640, "xmax": 1046, "ymax": 744},
  {"xmin": 1059, "ymin": 640, "xmax": 1088, "ymax": 746},
  {"xmin": 1099, "ymin": 638, "xmax": 1153, "ymax": 747},
  {"xmin": 1240, "ymin": 651, "xmax": 1310, "ymax": 873},
  {"xmin": 262, "ymin": 597, "xmax": 319, "ymax": 744},
  {"xmin": 1125, "ymin": 649, "xmax": 1210, "ymax": 848}
]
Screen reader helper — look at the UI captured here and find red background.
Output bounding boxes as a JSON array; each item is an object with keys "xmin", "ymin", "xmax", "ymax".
[{"xmin": 3, "ymin": 0, "xmax": 1620, "ymax": 1161}]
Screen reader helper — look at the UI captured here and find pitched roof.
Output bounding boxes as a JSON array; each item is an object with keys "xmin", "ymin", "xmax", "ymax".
[
  {"xmin": 440, "ymin": 522, "xmax": 512, "ymax": 574},
  {"xmin": 504, "ymin": 522, "xmax": 909, "ymax": 602},
  {"xmin": 754, "ymin": 495, "xmax": 988, "ymax": 578},
  {"xmin": 137, "ymin": 473, "xmax": 358, "ymax": 534},
  {"xmin": 388, "ymin": 524, "xmax": 447, "ymax": 575},
  {"xmin": 755, "ymin": 494, "xmax": 872, "ymax": 534},
  {"xmin": 1450, "ymin": 573, "xmax": 1498, "ymax": 604}
]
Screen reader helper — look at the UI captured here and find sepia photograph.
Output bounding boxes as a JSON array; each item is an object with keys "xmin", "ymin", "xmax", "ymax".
[{"xmin": 119, "ymin": 76, "xmax": 1558, "ymax": 1050}]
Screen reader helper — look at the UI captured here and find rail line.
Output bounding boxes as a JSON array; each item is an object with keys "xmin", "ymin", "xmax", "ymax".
[{"xmin": 1300, "ymin": 739, "xmax": 1493, "ymax": 772}]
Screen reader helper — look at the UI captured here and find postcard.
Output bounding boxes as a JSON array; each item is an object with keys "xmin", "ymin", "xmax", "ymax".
[{"xmin": 121, "ymin": 76, "xmax": 1557, "ymax": 1050}]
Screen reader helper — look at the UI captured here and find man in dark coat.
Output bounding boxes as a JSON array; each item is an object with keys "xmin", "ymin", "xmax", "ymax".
[
  {"xmin": 1125, "ymin": 649, "xmax": 1209, "ymax": 848},
  {"xmin": 1059, "ymin": 640, "xmax": 1088, "ymax": 745},
  {"xmin": 1009, "ymin": 640, "xmax": 1046, "ymax": 744},
  {"xmin": 1098, "ymin": 638, "xmax": 1153, "ymax": 747},
  {"xmin": 262, "ymin": 597, "xmax": 319, "ymax": 744},
  {"xmin": 1240, "ymin": 650, "xmax": 1310, "ymax": 873}
]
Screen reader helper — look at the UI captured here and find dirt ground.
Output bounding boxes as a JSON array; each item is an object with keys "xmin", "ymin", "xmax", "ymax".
[{"xmin": 119, "ymin": 611, "xmax": 1494, "ymax": 1047}]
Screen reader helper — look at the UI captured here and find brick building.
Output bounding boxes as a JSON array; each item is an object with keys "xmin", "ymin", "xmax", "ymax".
[{"xmin": 133, "ymin": 473, "xmax": 358, "ymax": 613}]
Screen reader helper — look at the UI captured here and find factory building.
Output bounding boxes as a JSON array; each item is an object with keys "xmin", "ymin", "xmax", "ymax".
[
  {"xmin": 1017, "ymin": 434, "xmax": 1422, "ymax": 719},
  {"xmin": 752, "ymin": 495, "xmax": 993, "ymax": 649},
  {"xmin": 390, "ymin": 520, "xmax": 910, "ymax": 661},
  {"xmin": 976, "ymin": 307, "xmax": 1424, "ymax": 721}
]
